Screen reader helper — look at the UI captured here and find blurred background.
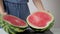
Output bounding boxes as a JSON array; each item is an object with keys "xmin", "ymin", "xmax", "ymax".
[{"xmin": 0, "ymin": 0, "xmax": 60, "ymax": 34}]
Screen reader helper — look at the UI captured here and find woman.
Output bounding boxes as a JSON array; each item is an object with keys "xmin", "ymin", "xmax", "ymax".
[
  {"xmin": 0, "ymin": 0, "xmax": 45, "ymax": 20},
  {"xmin": 0, "ymin": 0, "xmax": 46, "ymax": 31}
]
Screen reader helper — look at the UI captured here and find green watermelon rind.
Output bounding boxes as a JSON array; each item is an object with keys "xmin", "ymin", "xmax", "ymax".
[
  {"xmin": 31, "ymin": 20, "xmax": 54, "ymax": 32},
  {"xmin": 8, "ymin": 28, "xmax": 16, "ymax": 34},
  {"xmin": 0, "ymin": 15, "xmax": 28, "ymax": 34},
  {"xmin": 0, "ymin": 14, "xmax": 4, "ymax": 27},
  {"xmin": 27, "ymin": 20, "xmax": 54, "ymax": 32},
  {"xmin": 8, "ymin": 24, "xmax": 26, "ymax": 32},
  {"xmin": 26, "ymin": 11, "xmax": 54, "ymax": 31},
  {"xmin": 2, "ymin": 20, "xmax": 27, "ymax": 34},
  {"xmin": 43, "ymin": 20, "xmax": 54, "ymax": 31},
  {"xmin": 3, "ymin": 20, "xmax": 27, "ymax": 32}
]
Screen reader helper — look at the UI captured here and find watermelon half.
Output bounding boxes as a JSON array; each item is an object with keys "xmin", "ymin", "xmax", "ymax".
[
  {"xmin": 1, "ymin": 15, "xmax": 28, "ymax": 34},
  {"xmin": 27, "ymin": 11, "xmax": 54, "ymax": 32}
]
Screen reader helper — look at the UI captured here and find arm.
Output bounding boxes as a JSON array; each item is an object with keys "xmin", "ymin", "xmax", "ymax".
[
  {"xmin": 32, "ymin": 0, "xmax": 45, "ymax": 11},
  {"xmin": 0, "ymin": 0, "xmax": 6, "ymax": 15}
]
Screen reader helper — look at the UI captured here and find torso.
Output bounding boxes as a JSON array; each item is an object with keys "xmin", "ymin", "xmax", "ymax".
[{"xmin": 3, "ymin": 0, "xmax": 30, "ymax": 21}]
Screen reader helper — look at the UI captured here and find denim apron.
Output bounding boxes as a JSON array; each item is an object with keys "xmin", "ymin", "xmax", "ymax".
[
  {"xmin": 0, "ymin": 0, "xmax": 32, "ymax": 31},
  {"xmin": 3, "ymin": 0, "xmax": 30, "ymax": 21}
]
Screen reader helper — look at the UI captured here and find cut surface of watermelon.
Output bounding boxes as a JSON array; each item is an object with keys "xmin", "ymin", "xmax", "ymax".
[
  {"xmin": 3, "ymin": 15, "xmax": 27, "ymax": 27},
  {"xmin": 27, "ymin": 11, "xmax": 54, "ymax": 29}
]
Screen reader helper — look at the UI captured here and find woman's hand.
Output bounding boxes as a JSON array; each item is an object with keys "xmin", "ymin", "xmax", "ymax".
[
  {"xmin": 33, "ymin": 0, "xmax": 45, "ymax": 11},
  {"xmin": 0, "ymin": 12, "xmax": 7, "ymax": 16},
  {"xmin": 0, "ymin": 0, "xmax": 7, "ymax": 16},
  {"xmin": 38, "ymin": 9, "xmax": 50, "ymax": 12}
]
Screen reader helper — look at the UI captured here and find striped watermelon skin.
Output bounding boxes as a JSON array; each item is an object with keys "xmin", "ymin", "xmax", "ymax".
[
  {"xmin": 30, "ymin": 20, "xmax": 54, "ymax": 32},
  {"xmin": 2, "ymin": 21, "xmax": 27, "ymax": 34},
  {"xmin": 0, "ymin": 14, "xmax": 4, "ymax": 28},
  {"xmin": 0, "ymin": 14, "xmax": 28, "ymax": 34}
]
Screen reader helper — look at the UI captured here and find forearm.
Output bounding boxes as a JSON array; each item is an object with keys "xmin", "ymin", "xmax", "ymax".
[
  {"xmin": 0, "ymin": 0, "xmax": 5, "ymax": 14},
  {"xmin": 33, "ymin": 0, "xmax": 45, "ymax": 10}
]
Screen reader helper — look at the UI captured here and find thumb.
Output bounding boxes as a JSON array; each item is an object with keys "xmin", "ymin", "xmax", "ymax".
[
  {"xmin": 0, "ymin": 12, "xmax": 7, "ymax": 16},
  {"xmin": 4, "ymin": 12, "xmax": 7, "ymax": 15}
]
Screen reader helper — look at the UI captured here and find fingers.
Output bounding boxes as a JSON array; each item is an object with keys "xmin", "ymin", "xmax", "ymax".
[
  {"xmin": 4, "ymin": 12, "xmax": 7, "ymax": 15},
  {"xmin": 0, "ymin": 12, "xmax": 7, "ymax": 16},
  {"xmin": 38, "ymin": 10, "xmax": 50, "ymax": 13}
]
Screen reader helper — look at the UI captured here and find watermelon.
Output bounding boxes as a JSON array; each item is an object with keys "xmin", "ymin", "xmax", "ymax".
[
  {"xmin": 0, "ymin": 15, "xmax": 28, "ymax": 34},
  {"xmin": 0, "ymin": 14, "xmax": 4, "ymax": 28},
  {"xmin": 27, "ymin": 11, "xmax": 54, "ymax": 32}
]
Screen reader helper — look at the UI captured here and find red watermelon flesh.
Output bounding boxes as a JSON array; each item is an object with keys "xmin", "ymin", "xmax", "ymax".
[
  {"xmin": 3, "ymin": 15, "xmax": 26, "ymax": 27},
  {"xmin": 28, "ymin": 12, "xmax": 52, "ymax": 27}
]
